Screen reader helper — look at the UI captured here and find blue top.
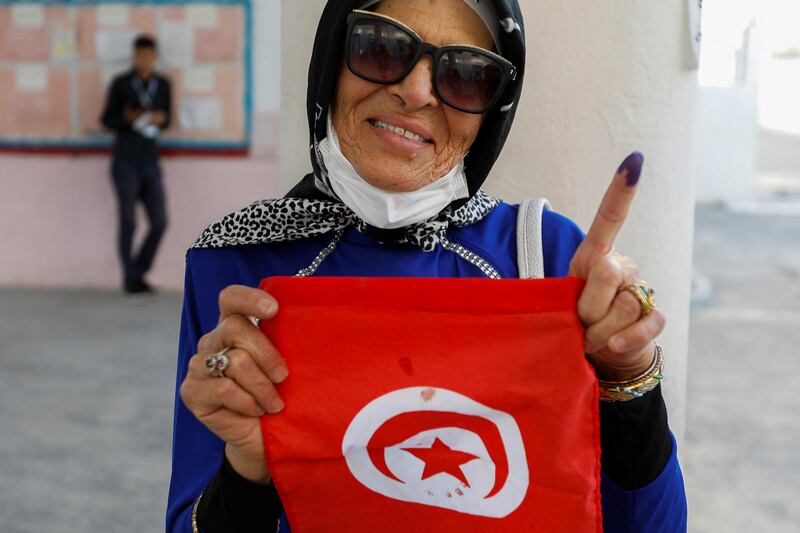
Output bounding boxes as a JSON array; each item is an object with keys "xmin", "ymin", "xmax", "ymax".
[{"xmin": 167, "ymin": 202, "xmax": 687, "ymax": 532}]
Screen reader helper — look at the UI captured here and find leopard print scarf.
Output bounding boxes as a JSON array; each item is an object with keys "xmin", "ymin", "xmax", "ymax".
[{"xmin": 191, "ymin": 189, "xmax": 500, "ymax": 253}]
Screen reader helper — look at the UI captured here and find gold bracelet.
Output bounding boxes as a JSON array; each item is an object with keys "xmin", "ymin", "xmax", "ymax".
[
  {"xmin": 598, "ymin": 344, "xmax": 664, "ymax": 402},
  {"xmin": 191, "ymin": 491, "xmax": 203, "ymax": 533}
]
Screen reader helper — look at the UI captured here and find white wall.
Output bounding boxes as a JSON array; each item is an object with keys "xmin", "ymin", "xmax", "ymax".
[
  {"xmin": 694, "ymin": 88, "xmax": 759, "ymax": 203},
  {"xmin": 254, "ymin": 0, "xmax": 281, "ymax": 113},
  {"xmin": 279, "ymin": 0, "xmax": 326, "ymax": 191},
  {"xmin": 695, "ymin": 25, "xmax": 760, "ymax": 203}
]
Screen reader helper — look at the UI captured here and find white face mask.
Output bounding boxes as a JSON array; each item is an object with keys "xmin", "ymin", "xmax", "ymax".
[{"xmin": 319, "ymin": 114, "xmax": 469, "ymax": 230}]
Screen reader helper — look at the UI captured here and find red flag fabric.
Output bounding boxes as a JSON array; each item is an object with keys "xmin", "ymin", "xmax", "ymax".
[{"xmin": 259, "ymin": 277, "xmax": 602, "ymax": 533}]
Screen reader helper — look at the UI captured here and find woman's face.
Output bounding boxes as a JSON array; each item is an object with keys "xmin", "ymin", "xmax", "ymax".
[{"xmin": 332, "ymin": 0, "xmax": 493, "ymax": 192}]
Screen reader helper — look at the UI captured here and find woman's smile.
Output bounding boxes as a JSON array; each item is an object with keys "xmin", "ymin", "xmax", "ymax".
[{"xmin": 368, "ymin": 116, "xmax": 434, "ymax": 155}]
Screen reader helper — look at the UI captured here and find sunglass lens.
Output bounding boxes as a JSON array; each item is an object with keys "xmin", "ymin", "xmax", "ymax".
[
  {"xmin": 349, "ymin": 20, "xmax": 417, "ymax": 82},
  {"xmin": 436, "ymin": 50, "xmax": 504, "ymax": 112}
]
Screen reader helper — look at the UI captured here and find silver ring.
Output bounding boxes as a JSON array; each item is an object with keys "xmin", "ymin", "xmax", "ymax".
[{"xmin": 205, "ymin": 346, "xmax": 232, "ymax": 378}]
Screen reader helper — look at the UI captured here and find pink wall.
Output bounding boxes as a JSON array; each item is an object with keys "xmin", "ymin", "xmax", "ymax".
[{"xmin": 0, "ymin": 115, "xmax": 281, "ymax": 290}]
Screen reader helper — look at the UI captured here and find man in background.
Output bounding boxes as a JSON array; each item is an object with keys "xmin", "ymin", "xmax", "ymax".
[{"xmin": 101, "ymin": 35, "xmax": 171, "ymax": 294}]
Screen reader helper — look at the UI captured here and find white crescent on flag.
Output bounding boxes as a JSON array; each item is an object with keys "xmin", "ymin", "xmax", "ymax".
[{"xmin": 341, "ymin": 386, "xmax": 530, "ymax": 518}]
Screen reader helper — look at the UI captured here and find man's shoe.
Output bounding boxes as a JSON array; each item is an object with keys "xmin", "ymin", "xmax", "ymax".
[
  {"xmin": 123, "ymin": 279, "xmax": 155, "ymax": 295},
  {"xmin": 138, "ymin": 279, "xmax": 156, "ymax": 293}
]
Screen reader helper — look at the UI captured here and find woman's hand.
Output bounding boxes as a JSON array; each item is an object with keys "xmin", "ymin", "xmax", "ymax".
[
  {"xmin": 568, "ymin": 153, "xmax": 666, "ymax": 381},
  {"xmin": 179, "ymin": 285, "xmax": 287, "ymax": 484}
]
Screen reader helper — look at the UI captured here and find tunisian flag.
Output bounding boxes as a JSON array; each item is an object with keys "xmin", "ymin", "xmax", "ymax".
[{"xmin": 259, "ymin": 277, "xmax": 602, "ymax": 532}]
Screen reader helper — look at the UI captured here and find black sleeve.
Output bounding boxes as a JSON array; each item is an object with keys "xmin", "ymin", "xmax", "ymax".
[
  {"xmin": 196, "ymin": 456, "xmax": 283, "ymax": 532},
  {"xmin": 100, "ymin": 78, "xmax": 131, "ymax": 132},
  {"xmin": 599, "ymin": 384, "xmax": 673, "ymax": 490}
]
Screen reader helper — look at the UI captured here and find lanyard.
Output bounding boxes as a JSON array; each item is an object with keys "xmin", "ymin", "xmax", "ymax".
[{"xmin": 132, "ymin": 76, "xmax": 158, "ymax": 108}]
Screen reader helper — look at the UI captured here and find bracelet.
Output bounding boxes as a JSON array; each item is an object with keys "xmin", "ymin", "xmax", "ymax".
[
  {"xmin": 598, "ymin": 344, "xmax": 664, "ymax": 402},
  {"xmin": 192, "ymin": 491, "xmax": 203, "ymax": 533}
]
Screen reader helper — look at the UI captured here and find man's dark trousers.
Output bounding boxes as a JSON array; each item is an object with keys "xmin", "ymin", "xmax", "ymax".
[{"xmin": 111, "ymin": 157, "xmax": 168, "ymax": 286}]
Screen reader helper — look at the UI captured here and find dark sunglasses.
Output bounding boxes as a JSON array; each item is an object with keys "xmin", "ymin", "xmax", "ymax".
[{"xmin": 345, "ymin": 10, "xmax": 517, "ymax": 114}]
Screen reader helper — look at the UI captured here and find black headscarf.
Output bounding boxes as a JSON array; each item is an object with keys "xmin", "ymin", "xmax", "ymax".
[
  {"xmin": 287, "ymin": 0, "xmax": 527, "ymax": 207},
  {"xmin": 193, "ymin": 0, "xmax": 526, "ymax": 255}
]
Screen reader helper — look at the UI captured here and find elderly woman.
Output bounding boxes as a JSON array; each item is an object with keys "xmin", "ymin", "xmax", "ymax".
[{"xmin": 167, "ymin": 0, "xmax": 687, "ymax": 531}]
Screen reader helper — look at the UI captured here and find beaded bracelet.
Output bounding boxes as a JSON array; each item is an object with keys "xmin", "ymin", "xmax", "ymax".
[{"xmin": 598, "ymin": 344, "xmax": 664, "ymax": 402}]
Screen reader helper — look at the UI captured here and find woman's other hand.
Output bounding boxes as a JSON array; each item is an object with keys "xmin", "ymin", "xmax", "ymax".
[
  {"xmin": 179, "ymin": 285, "xmax": 287, "ymax": 484},
  {"xmin": 568, "ymin": 153, "xmax": 666, "ymax": 381}
]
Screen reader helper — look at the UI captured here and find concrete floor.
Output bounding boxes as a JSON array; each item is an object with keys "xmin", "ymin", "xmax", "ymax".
[
  {"xmin": 0, "ymin": 291, "xmax": 182, "ymax": 533},
  {"xmin": 0, "ymin": 205, "xmax": 798, "ymax": 532},
  {"xmin": 684, "ymin": 207, "xmax": 800, "ymax": 532}
]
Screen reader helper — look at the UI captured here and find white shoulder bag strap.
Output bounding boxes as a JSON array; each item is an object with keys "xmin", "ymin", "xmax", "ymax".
[{"xmin": 516, "ymin": 197, "xmax": 552, "ymax": 279}]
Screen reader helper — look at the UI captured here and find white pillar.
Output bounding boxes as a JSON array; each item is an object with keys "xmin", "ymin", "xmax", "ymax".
[
  {"xmin": 280, "ymin": 0, "xmax": 697, "ymax": 439},
  {"xmin": 487, "ymin": 0, "xmax": 698, "ymax": 439}
]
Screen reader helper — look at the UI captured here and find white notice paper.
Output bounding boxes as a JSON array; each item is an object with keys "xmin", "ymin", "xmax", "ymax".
[
  {"xmin": 184, "ymin": 67, "xmax": 216, "ymax": 92},
  {"xmin": 160, "ymin": 21, "xmax": 194, "ymax": 67},
  {"xmin": 95, "ymin": 30, "xmax": 138, "ymax": 62},
  {"xmin": 97, "ymin": 5, "xmax": 131, "ymax": 27},
  {"xmin": 16, "ymin": 64, "xmax": 48, "ymax": 92},
  {"xmin": 51, "ymin": 20, "xmax": 78, "ymax": 60},
  {"xmin": 11, "ymin": 4, "xmax": 45, "ymax": 28},
  {"xmin": 180, "ymin": 98, "xmax": 223, "ymax": 131},
  {"xmin": 186, "ymin": 5, "xmax": 219, "ymax": 28}
]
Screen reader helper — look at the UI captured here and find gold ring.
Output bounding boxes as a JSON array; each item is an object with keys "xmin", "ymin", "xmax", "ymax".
[{"xmin": 621, "ymin": 281, "xmax": 656, "ymax": 317}]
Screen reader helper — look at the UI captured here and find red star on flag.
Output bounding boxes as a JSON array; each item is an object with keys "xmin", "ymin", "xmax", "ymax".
[{"xmin": 402, "ymin": 437, "xmax": 480, "ymax": 487}]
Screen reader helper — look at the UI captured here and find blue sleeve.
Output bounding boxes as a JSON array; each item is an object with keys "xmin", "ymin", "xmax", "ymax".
[
  {"xmin": 601, "ymin": 433, "xmax": 687, "ymax": 532},
  {"xmin": 166, "ymin": 254, "xmax": 226, "ymax": 532},
  {"xmin": 541, "ymin": 210, "xmax": 585, "ymax": 278}
]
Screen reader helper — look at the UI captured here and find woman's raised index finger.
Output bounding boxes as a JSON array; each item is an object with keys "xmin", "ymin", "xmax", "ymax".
[
  {"xmin": 218, "ymin": 285, "xmax": 279, "ymax": 322},
  {"xmin": 582, "ymin": 152, "xmax": 644, "ymax": 253}
]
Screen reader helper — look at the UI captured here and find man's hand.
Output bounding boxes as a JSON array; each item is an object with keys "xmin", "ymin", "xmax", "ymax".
[
  {"xmin": 123, "ymin": 105, "xmax": 145, "ymax": 124},
  {"xmin": 149, "ymin": 111, "xmax": 168, "ymax": 127}
]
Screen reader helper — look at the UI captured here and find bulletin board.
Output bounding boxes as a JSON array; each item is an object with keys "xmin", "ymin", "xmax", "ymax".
[{"xmin": 0, "ymin": 0, "xmax": 252, "ymax": 154}]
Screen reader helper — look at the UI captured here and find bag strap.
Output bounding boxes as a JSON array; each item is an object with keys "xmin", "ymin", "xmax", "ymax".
[{"xmin": 516, "ymin": 197, "xmax": 551, "ymax": 279}]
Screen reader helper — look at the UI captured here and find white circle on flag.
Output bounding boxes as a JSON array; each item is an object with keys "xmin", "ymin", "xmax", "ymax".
[{"xmin": 341, "ymin": 387, "xmax": 529, "ymax": 518}]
